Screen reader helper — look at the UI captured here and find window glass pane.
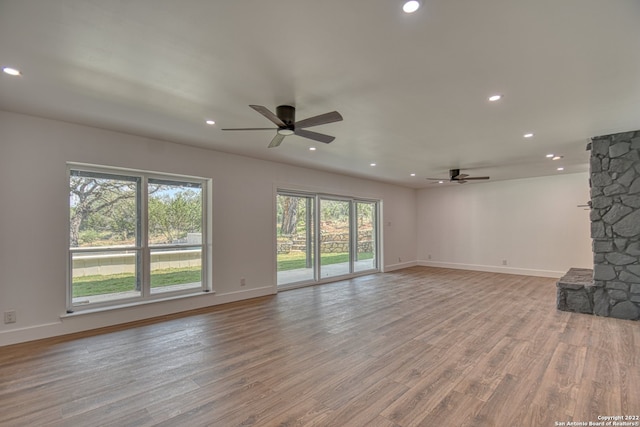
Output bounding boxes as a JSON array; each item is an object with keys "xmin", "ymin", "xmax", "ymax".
[
  {"xmin": 277, "ymin": 195, "xmax": 315, "ymax": 285},
  {"xmin": 319, "ymin": 199, "xmax": 351, "ymax": 278},
  {"xmin": 70, "ymin": 171, "xmax": 141, "ymax": 306},
  {"xmin": 148, "ymin": 180, "xmax": 202, "ymax": 245},
  {"xmin": 69, "ymin": 172, "xmax": 139, "ymax": 248},
  {"xmin": 150, "ymin": 247, "xmax": 202, "ymax": 294},
  {"xmin": 71, "ymin": 250, "xmax": 141, "ymax": 305},
  {"xmin": 355, "ymin": 202, "xmax": 376, "ymax": 272}
]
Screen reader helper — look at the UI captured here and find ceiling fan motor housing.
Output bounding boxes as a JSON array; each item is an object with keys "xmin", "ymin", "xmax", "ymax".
[
  {"xmin": 276, "ymin": 105, "xmax": 296, "ymax": 127},
  {"xmin": 450, "ymin": 169, "xmax": 460, "ymax": 179}
]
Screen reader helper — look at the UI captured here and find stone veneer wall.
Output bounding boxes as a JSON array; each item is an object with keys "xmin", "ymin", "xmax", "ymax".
[{"xmin": 589, "ymin": 130, "xmax": 640, "ymax": 320}]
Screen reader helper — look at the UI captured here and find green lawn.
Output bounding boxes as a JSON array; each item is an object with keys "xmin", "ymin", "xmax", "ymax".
[
  {"xmin": 73, "ymin": 267, "xmax": 201, "ymax": 297},
  {"xmin": 277, "ymin": 252, "xmax": 372, "ymax": 270},
  {"xmin": 74, "ymin": 252, "xmax": 374, "ymax": 297}
]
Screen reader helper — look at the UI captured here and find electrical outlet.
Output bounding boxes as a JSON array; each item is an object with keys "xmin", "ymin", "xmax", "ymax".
[
  {"xmin": 4, "ymin": 310, "xmax": 16, "ymax": 324},
  {"xmin": 502, "ymin": 259, "xmax": 508, "ymax": 266},
  {"xmin": 240, "ymin": 277, "xmax": 246, "ymax": 287}
]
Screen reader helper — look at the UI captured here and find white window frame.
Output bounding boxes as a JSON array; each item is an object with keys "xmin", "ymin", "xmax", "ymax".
[{"xmin": 67, "ymin": 163, "xmax": 212, "ymax": 312}]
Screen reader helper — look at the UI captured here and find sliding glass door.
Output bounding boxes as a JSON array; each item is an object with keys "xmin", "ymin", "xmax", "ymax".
[
  {"xmin": 276, "ymin": 191, "xmax": 379, "ymax": 288},
  {"xmin": 276, "ymin": 194, "xmax": 315, "ymax": 286},
  {"xmin": 319, "ymin": 198, "xmax": 351, "ymax": 279},
  {"xmin": 354, "ymin": 201, "xmax": 377, "ymax": 273}
]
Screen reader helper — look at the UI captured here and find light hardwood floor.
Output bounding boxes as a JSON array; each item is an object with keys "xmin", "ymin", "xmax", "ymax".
[{"xmin": 1, "ymin": 267, "xmax": 639, "ymax": 426}]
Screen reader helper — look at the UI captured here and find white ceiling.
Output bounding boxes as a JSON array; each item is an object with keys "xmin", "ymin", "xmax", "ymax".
[{"xmin": 1, "ymin": 0, "xmax": 639, "ymax": 188}]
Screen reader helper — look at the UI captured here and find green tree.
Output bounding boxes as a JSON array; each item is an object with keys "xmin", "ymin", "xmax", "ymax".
[
  {"xmin": 321, "ymin": 200, "xmax": 350, "ymax": 223},
  {"xmin": 109, "ymin": 198, "xmax": 137, "ymax": 242},
  {"xmin": 280, "ymin": 196, "xmax": 298, "ymax": 236},
  {"xmin": 69, "ymin": 175, "xmax": 137, "ymax": 247},
  {"xmin": 357, "ymin": 202, "xmax": 374, "ymax": 227},
  {"xmin": 148, "ymin": 189, "xmax": 201, "ymax": 243}
]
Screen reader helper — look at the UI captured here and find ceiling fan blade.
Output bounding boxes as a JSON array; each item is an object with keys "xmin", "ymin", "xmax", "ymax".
[
  {"xmin": 457, "ymin": 180, "xmax": 468, "ymax": 184},
  {"xmin": 268, "ymin": 134, "xmax": 285, "ymax": 148},
  {"xmin": 221, "ymin": 127, "xmax": 276, "ymax": 131},
  {"xmin": 455, "ymin": 174, "xmax": 469, "ymax": 180},
  {"xmin": 294, "ymin": 128, "xmax": 335, "ymax": 143},
  {"xmin": 294, "ymin": 111, "xmax": 343, "ymax": 129},
  {"xmin": 249, "ymin": 105, "xmax": 286, "ymax": 127},
  {"xmin": 462, "ymin": 176, "xmax": 490, "ymax": 180}
]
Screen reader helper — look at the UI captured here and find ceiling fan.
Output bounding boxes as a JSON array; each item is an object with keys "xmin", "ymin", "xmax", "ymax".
[
  {"xmin": 221, "ymin": 105, "xmax": 343, "ymax": 148},
  {"xmin": 427, "ymin": 169, "xmax": 490, "ymax": 184}
]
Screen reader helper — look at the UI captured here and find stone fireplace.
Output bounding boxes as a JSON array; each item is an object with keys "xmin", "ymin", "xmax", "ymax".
[{"xmin": 557, "ymin": 130, "xmax": 640, "ymax": 320}]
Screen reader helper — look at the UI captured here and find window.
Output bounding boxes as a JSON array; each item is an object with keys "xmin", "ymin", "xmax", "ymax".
[
  {"xmin": 276, "ymin": 191, "xmax": 379, "ymax": 287},
  {"xmin": 68, "ymin": 164, "xmax": 210, "ymax": 311}
]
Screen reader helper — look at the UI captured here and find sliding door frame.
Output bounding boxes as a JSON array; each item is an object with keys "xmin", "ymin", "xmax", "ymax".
[{"xmin": 276, "ymin": 189, "xmax": 380, "ymax": 290}]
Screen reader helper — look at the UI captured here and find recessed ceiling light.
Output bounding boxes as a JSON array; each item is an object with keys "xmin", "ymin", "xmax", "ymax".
[
  {"xmin": 205, "ymin": 120, "xmax": 215, "ymax": 125},
  {"xmin": 546, "ymin": 154, "xmax": 554, "ymax": 158},
  {"xmin": 488, "ymin": 94, "xmax": 502, "ymax": 102},
  {"xmin": 370, "ymin": 163, "xmax": 377, "ymax": 167},
  {"xmin": 438, "ymin": 180, "xmax": 444, "ymax": 184},
  {"xmin": 2, "ymin": 67, "xmax": 21, "ymax": 76},
  {"xmin": 552, "ymin": 156, "xmax": 563, "ymax": 160},
  {"xmin": 309, "ymin": 147, "xmax": 316, "ymax": 151},
  {"xmin": 523, "ymin": 133, "xmax": 534, "ymax": 138},
  {"xmin": 403, "ymin": 1, "xmax": 420, "ymax": 13},
  {"xmin": 557, "ymin": 167, "xmax": 564, "ymax": 171},
  {"xmin": 410, "ymin": 173, "xmax": 416, "ymax": 177}
]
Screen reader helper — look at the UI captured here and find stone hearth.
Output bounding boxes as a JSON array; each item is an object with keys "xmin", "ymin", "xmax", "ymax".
[{"xmin": 556, "ymin": 268, "xmax": 595, "ymax": 314}]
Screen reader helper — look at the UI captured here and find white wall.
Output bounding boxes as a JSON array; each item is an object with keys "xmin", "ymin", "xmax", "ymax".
[
  {"xmin": 416, "ymin": 173, "xmax": 593, "ymax": 277},
  {"xmin": 0, "ymin": 111, "xmax": 417, "ymax": 346},
  {"xmin": 0, "ymin": 110, "xmax": 593, "ymax": 346}
]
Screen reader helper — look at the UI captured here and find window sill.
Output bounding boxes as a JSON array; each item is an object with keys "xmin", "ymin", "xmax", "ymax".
[{"xmin": 60, "ymin": 290, "xmax": 215, "ymax": 318}]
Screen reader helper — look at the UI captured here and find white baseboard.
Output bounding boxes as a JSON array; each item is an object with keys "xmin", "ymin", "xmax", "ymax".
[
  {"xmin": 0, "ymin": 322, "xmax": 64, "ymax": 347},
  {"xmin": 417, "ymin": 260, "xmax": 565, "ymax": 278},
  {"xmin": 383, "ymin": 260, "xmax": 418, "ymax": 272},
  {"xmin": 215, "ymin": 286, "xmax": 276, "ymax": 302},
  {"xmin": 0, "ymin": 286, "xmax": 275, "ymax": 347}
]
